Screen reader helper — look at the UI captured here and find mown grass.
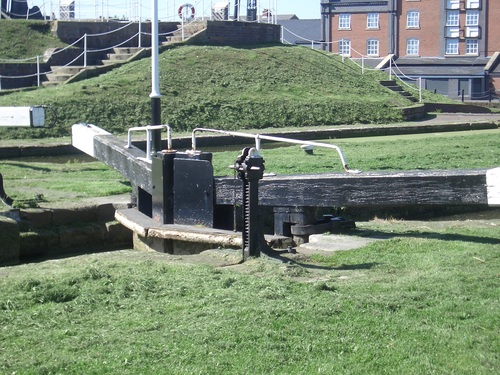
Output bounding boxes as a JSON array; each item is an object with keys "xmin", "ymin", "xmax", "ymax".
[
  {"xmin": 0, "ymin": 220, "xmax": 498, "ymax": 374},
  {"xmin": 0, "ymin": 43, "xmax": 440, "ymax": 139},
  {"xmin": 1, "ymin": 130, "xmax": 498, "ymax": 205},
  {"xmin": 211, "ymin": 129, "xmax": 500, "ymax": 176},
  {"xmin": 0, "ymin": 158, "xmax": 131, "ymax": 205},
  {"xmin": 0, "ymin": 20, "xmax": 69, "ymax": 59}
]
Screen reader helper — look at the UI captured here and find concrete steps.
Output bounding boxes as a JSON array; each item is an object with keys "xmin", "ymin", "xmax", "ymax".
[
  {"xmin": 163, "ymin": 22, "xmax": 206, "ymax": 45},
  {"xmin": 100, "ymin": 47, "xmax": 142, "ymax": 65},
  {"xmin": 42, "ymin": 66, "xmax": 85, "ymax": 87},
  {"xmin": 380, "ymin": 80, "xmax": 418, "ymax": 102},
  {"xmin": 42, "ymin": 47, "xmax": 142, "ymax": 86}
]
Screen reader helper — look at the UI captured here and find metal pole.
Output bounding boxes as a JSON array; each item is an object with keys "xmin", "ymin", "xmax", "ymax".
[
  {"xmin": 84, "ymin": 34, "xmax": 87, "ymax": 68},
  {"xmin": 181, "ymin": 14, "xmax": 185, "ymax": 40},
  {"xmin": 138, "ymin": 0, "xmax": 142, "ymax": 48},
  {"xmin": 419, "ymin": 77, "xmax": 422, "ymax": 103},
  {"xmin": 150, "ymin": 0, "xmax": 162, "ymax": 155},
  {"xmin": 37, "ymin": 55, "xmax": 41, "ymax": 87},
  {"xmin": 389, "ymin": 58, "xmax": 392, "ymax": 80}
]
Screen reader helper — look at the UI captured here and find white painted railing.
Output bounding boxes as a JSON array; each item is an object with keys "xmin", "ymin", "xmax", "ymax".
[
  {"xmin": 190, "ymin": 128, "xmax": 360, "ymax": 174},
  {"xmin": 126, "ymin": 124, "xmax": 172, "ymax": 161}
]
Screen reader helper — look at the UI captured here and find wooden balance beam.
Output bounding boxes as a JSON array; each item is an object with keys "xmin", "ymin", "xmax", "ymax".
[{"xmin": 214, "ymin": 168, "xmax": 500, "ymax": 208}]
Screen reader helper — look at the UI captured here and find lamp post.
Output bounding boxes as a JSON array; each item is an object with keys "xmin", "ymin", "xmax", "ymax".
[{"xmin": 150, "ymin": 0, "xmax": 162, "ymax": 154}]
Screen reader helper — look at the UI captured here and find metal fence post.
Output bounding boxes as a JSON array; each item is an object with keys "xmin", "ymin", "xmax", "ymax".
[
  {"xmin": 419, "ymin": 77, "xmax": 422, "ymax": 102},
  {"xmin": 37, "ymin": 55, "xmax": 41, "ymax": 87},
  {"xmin": 84, "ymin": 33, "xmax": 88, "ymax": 68}
]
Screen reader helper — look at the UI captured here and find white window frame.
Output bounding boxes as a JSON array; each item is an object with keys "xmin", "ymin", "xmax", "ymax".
[
  {"xmin": 339, "ymin": 39, "xmax": 351, "ymax": 56},
  {"xmin": 466, "ymin": 39, "xmax": 479, "ymax": 55},
  {"xmin": 465, "ymin": 11, "xmax": 479, "ymax": 26},
  {"xmin": 407, "ymin": 11, "xmax": 420, "ymax": 28},
  {"xmin": 446, "ymin": 27, "xmax": 460, "ymax": 38},
  {"xmin": 446, "ymin": 0, "xmax": 460, "ymax": 9},
  {"xmin": 446, "ymin": 11, "xmax": 459, "ymax": 26},
  {"xmin": 339, "ymin": 14, "xmax": 351, "ymax": 30},
  {"xmin": 406, "ymin": 39, "xmax": 419, "ymax": 56},
  {"xmin": 367, "ymin": 39, "xmax": 379, "ymax": 56},
  {"xmin": 466, "ymin": 0, "xmax": 481, "ymax": 9},
  {"xmin": 465, "ymin": 26, "xmax": 480, "ymax": 38},
  {"xmin": 446, "ymin": 39, "xmax": 459, "ymax": 55},
  {"xmin": 366, "ymin": 13, "xmax": 379, "ymax": 29}
]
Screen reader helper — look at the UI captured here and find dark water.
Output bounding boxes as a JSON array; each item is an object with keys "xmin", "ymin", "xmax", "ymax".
[{"xmin": 5, "ymin": 154, "xmax": 98, "ymax": 164}]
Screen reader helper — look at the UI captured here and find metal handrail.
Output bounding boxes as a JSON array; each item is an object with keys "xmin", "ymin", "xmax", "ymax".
[
  {"xmin": 126, "ymin": 124, "xmax": 172, "ymax": 161},
  {"xmin": 191, "ymin": 128, "xmax": 360, "ymax": 174}
]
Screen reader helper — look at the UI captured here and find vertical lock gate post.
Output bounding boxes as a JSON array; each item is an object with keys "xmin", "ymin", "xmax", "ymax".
[{"xmin": 234, "ymin": 148, "xmax": 266, "ymax": 259}]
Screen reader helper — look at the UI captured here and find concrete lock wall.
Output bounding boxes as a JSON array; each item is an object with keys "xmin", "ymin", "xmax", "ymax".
[
  {"xmin": 51, "ymin": 21, "xmax": 179, "ymax": 48},
  {"xmin": 0, "ymin": 215, "xmax": 20, "ymax": 266},
  {"xmin": 192, "ymin": 21, "xmax": 281, "ymax": 45},
  {"xmin": 0, "ymin": 203, "xmax": 132, "ymax": 266}
]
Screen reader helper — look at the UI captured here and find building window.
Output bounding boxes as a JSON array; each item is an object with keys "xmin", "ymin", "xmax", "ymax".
[
  {"xmin": 367, "ymin": 39, "xmax": 379, "ymax": 56},
  {"xmin": 446, "ymin": 27, "xmax": 460, "ymax": 38},
  {"xmin": 466, "ymin": 39, "xmax": 479, "ymax": 55},
  {"xmin": 466, "ymin": 0, "xmax": 481, "ymax": 9},
  {"xmin": 466, "ymin": 11, "xmax": 480, "ymax": 37},
  {"xmin": 367, "ymin": 13, "xmax": 379, "ymax": 29},
  {"xmin": 407, "ymin": 11, "xmax": 419, "ymax": 28},
  {"xmin": 446, "ymin": 11, "xmax": 459, "ymax": 26},
  {"xmin": 406, "ymin": 39, "xmax": 419, "ymax": 56},
  {"xmin": 339, "ymin": 14, "xmax": 351, "ymax": 30},
  {"xmin": 446, "ymin": 39, "xmax": 459, "ymax": 55},
  {"xmin": 446, "ymin": 0, "xmax": 460, "ymax": 9},
  {"xmin": 339, "ymin": 39, "xmax": 351, "ymax": 56},
  {"xmin": 466, "ymin": 11, "xmax": 479, "ymax": 26},
  {"xmin": 465, "ymin": 26, "xmax": 480, "ymax": 38}
]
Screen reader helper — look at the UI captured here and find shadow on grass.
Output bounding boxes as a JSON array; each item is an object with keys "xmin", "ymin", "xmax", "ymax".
[
  {"xmin": 263, "ymin": 250, "xmax": 380, "ymax": 271},
  {"xmin": 0, "ymin": 161, "xmax": 51, "ymax": 172}
]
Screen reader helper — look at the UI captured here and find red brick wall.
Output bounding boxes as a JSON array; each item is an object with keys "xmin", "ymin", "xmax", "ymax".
[
  {"xmin": 487, "ymin": 1, "xmax": 500, "ymax": 56},
  {"xmin": 398, "ymin": 0, "xmax": 440, "ymax": 57},
  {"xmin": 331, "ymin": 13, "xmax": 391, "ymax": 57}
]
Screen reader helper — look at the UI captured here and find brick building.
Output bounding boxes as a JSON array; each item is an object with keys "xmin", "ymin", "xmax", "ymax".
[{"xmin": 320, "ymin": 0, "xmax": 500, "ymax": 99}]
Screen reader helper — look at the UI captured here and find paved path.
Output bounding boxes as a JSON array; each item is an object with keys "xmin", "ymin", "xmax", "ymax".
[{"xmin": 406, "ymin": 112, "xmax": 500, "ymax": 125}]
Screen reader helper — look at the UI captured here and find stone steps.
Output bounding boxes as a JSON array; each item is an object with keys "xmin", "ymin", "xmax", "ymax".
[
  {"xmin": 380, "ymin": 80, "xmax": 418, "ymax": 102},
  {"xmin": 163, "ymin": 22, "xmax": 206, "ymax": 45},
  {"xmin": 99, "ymin": 47, "xmax": 142, "ymax": 65},
  {"xmin": 42, "ymin": 66, "xmax": 85, "ymax": 87},
  {"xmin": 42, "ymin": 47, "xmax": 142, "ymax": 86}
]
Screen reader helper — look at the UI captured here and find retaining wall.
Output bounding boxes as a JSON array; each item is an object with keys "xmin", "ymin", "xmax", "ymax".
[
  {"xmin": 190, "ymin": 20, "xmax": 281, "ymax": 45},
  {"xmin": 51, "ymin": 21, "xmax": 178, "ymax": 48},
  {"xmin": 0, "ymin": 203, "xmax": 132, "ymax": 266}
]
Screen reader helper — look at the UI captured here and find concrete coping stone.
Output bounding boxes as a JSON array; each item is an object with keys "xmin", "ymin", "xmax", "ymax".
[{"xmin": 116, "ymin": 208, "xmax": 291, "ymax": 249}]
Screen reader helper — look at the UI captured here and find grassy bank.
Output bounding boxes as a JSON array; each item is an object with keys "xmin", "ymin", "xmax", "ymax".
[
  {"xmin": 0, "ymin": 218, "xmax": 498, "ymax": 374},
  {"xmin": 0, "ymin": 43, "xmax": 442, "ymax": 139},
  {"xmin": 0, "ymin": 20, "xmax": 68, "ymax": 59}
]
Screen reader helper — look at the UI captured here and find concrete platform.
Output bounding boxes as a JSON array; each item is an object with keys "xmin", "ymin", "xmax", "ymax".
[
  {"xmin": 115, "ymin": 208, "xmax": 293, "ymax": 255},
  {"xmin": 297, "ymin": 233, "xmax": 386, "ymax": 256}
]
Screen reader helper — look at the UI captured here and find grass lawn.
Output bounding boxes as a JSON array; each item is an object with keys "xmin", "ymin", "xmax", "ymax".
[
  {"xmin": 0, "ymin": 218, "xmax": 498, "ymax": 374},
  {"xmin": 0, "ymin": 130, "xmax": 499, "ymax": 373}
]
